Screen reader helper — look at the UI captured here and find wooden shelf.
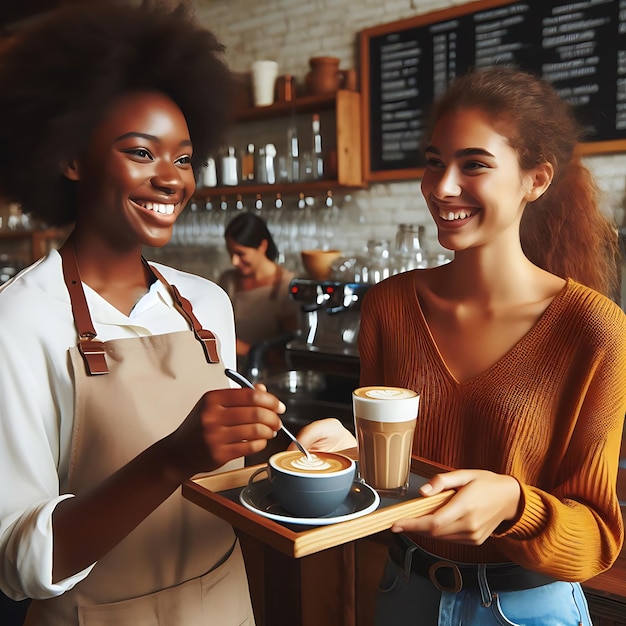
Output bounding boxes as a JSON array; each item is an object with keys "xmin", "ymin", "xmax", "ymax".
[
  {"xmin": 205, "ymin": 90, "xmax": 365, "ymax": 198},
  {"xmin": 194, "ymin": 178, "xmax": 364, "ymax": 201},
  {"xmin": 233, "ymin": 93, "xmax": 340, "ymax": 122}
]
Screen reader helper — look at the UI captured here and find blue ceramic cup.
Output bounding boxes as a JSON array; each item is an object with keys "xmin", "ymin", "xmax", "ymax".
[{"xmin": 249, "ymin": 450, "xmax": 356, "ymax": 518}]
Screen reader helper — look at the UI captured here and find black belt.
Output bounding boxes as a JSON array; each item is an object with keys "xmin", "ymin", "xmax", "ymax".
[{"xmin": 390, "ymin": 534, "xmax": 556, "ymax": 594}]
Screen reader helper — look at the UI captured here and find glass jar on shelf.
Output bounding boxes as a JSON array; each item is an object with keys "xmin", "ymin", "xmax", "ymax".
[
  {"xmin": 394, "ymin": 223, "xmax": 427, "ymax": 272},
  {"xmin": 358, "ymin": 239, "xmax": 392, "ymax": 285}
]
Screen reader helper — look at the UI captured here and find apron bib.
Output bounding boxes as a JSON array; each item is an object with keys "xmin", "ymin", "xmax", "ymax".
[{"xmin": 26, "ymin": 245, "xmax": 254, "ymax": 626}]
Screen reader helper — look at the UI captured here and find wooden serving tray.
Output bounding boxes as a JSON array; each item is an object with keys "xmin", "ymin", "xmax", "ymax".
[{"xmin": 182, "ymin": 453, "xmax": 454, "ymax": 558}]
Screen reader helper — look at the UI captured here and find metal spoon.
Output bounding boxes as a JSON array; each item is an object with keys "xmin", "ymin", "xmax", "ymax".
[{"xmin": 224, "ymin": 368, "xmax": 314, "ymax": 461}]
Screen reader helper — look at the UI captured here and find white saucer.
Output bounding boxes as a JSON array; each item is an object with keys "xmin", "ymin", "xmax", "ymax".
[{"xmin": 239, "ymin": 479, "xmax": 380, "ymax": 526}]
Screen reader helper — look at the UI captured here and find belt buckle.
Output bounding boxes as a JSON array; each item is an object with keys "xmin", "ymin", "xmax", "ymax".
[{"xmin": 428, "ymin": 561, "xmax": 463, "ymax": 593}]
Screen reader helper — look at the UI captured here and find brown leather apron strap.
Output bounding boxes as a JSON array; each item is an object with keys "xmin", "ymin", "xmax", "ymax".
[
  {"xmin": 59, "ymin": 239, "xmax": 109, "ymax": 375},
  {"xmin": 146, "ymin": 262, "xmax": 220, "ymax": 364}
]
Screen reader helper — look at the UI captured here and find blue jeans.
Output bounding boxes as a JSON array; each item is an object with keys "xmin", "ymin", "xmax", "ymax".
[{"xmin": 375, "ymin": 551, "xmax": 593, "ymax": 626}]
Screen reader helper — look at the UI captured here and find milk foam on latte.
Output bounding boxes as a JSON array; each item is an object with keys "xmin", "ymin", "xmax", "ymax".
[
  {"xmin": 353, "ymin": 386, "xmax": 419, "ymax": 422},
  {"xmin": 290, "ymin": 454, "xmax": 330, "ymax": 471},
  {"xmin": 360, "ymin": 388, "xmax": 414, "ymax": 400},
  {"xmin": 271, "ymin": 450, "xmax": 352, "ymax": 474}
]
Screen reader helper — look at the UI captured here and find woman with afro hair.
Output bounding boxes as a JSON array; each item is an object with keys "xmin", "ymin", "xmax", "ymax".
[{"xmin": 0, "ymin": 2, "xmax": 285, "ymax": 624}]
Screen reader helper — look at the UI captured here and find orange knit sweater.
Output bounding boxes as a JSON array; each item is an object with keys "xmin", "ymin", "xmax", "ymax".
[{"xmin": 358, "ymin": 274, "xmax": 626, "ymax": 582}]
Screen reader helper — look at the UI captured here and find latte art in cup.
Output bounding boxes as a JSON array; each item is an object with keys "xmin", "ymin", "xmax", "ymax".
[
  {"xmin": 251, "ymin": 450, "xmax": 356, "ymax": 517},
  {"xmin": 352, "ymin": 386, "xmax": 418, "ymax": 403},
  {"xmin": 353, "ymin": 386, "xmax": 420, "ymax": 497},
  {"xmin": 272, "ymin": 450, "xmax": 352, "ymax": 474}
]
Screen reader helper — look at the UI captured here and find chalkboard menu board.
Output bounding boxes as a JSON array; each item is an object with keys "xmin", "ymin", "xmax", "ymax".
[{"xmin": 360, "ymin": 0, "xmax": 626, "ymax": 182}]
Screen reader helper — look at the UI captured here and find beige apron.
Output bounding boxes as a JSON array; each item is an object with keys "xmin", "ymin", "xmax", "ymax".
[{"xmin": 26, "ymin": 245, "xmax": 254, "ymax": 626}]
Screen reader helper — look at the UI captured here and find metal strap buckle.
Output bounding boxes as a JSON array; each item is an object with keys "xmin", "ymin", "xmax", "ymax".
[
  {"xmin": 428, "ymin": 561, "xmax": 463, "ymax": 593},
  {"xmin": 196, "ymin": 328, "xmax": 220, "ymax": 363},
  {"xmin": 78, "ymin": 339, "xmax": 109, "ymax": 375}
]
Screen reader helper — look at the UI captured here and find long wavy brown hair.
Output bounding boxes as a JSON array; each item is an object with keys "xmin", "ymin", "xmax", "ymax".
[{"xmin": 425, "ymin": 67, "xmax": 620, "ymax": 298}]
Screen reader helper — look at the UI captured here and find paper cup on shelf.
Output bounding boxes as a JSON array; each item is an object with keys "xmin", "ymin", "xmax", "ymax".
[{"xmin": 251, "ymin": 60, "xmax": 279, "ymax": 107}]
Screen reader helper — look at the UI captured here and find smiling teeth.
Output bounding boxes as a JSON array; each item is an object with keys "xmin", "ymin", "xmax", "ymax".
[
  {"xmin": 441, "ymin": 210, "xmax": 472, "ymax": 221},
  {"xmin": 142, "ymin": 202, "xmax": 175, "ymax": 215}
]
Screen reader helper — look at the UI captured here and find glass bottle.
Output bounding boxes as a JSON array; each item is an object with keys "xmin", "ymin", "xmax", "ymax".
[
  {"xmin": 220, "ymin": 146, "xmax": 238, "ymax": 186},
  {"xmin": 287, "ymin": 125, "xmax": 299, "ymax": 183},
  {"xmin": 316, "ymin": 190, "xmax": 337, "ymax": 241},
  {"xmin": 298, "ymin": 193, "xmax": 318, "ymax": 251},
  {"xmin": 217, "ymin": 195, "xmax": 230, "ymax": 237},
  {"xmin": 255, "ymin": 146, "xmax": 267, "ymax": 184},
  {"xmin": 182, "ymin": 199, "xmax": 201, "ymax": 246},
  {"xmin": 264, "ymin": 143, "xmax": 277, "ymax": 184},
  {"xmin": 234, "ymin": 194, "xmax": 246, "ymax": 213},
  {"xmin": 241, "ymin": 143, "xmax": 255, "ymax": 182},
  {"xmin": 311, "ymin": 113, "xmax": 324, "ymax": 180},
  {"xmin": 253, "ymin": 193, "xmax": 264, "ymax": 216},
  {"xmin": 200, "ymin": 157, "xmax": 217, "ymax": 188},
  {"xmin": 198, "ymin": 197, "xmax": 213, "ymax": 246},
  {"xmin": 267, "ymin": 193, "xmax": 282, "ymax": 231}
]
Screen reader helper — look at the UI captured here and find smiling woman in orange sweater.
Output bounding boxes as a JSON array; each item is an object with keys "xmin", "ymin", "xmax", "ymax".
[{"xmin": 297, "ymin": 67, "xmax": 626, "ymax": 626}]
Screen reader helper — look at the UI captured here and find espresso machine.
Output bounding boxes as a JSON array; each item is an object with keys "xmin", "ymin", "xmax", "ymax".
[
  {"xmin": 279, "ymin": 279, "xmax": 371, "ymax": 425},
  {"xmin": 286, "ymin": 278, "xmax": 371, "ymax": 362}
]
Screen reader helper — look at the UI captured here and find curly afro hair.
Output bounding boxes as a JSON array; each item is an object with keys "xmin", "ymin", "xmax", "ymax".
[{"xmin": 0, "ymin": 0, "xmax": 235, "ymax": 227}]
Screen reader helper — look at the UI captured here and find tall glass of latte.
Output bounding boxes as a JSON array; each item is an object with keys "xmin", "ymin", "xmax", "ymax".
[{"xmin": 353, "ymin": 386, "xmax": 420, "ymax": 497}]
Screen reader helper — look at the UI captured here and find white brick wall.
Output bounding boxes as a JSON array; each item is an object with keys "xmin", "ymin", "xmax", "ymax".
[{"xmin": 193, "ymin": 0, "xmax": 626, "ymax": 262}]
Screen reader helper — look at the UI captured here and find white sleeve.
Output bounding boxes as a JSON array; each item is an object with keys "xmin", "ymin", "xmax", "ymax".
[
  {"xmin": 0, "ymin": 290, "xmax": 94, "ymax": 599},
  {"xmin": 2, "ymin": 497, "xmax": 95, "ymax": 600}
]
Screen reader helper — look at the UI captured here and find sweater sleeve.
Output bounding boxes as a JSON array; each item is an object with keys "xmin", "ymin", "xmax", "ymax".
[{"xmin": 494, "ymin": 307, "xmax": 626, "ymax": 581}]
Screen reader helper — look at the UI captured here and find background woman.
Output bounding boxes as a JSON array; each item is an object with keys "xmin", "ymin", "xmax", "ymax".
[
  {"xmin": 297, "ymin": 67, "xmax": 626, "ymax": 625},
  {"xmin": 0, "ymin": 2, "xmax": 284, "ymax": 624},
  {"xmin": 220, "ymin": 212, "xmax": 298, "ymax": 372}
]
